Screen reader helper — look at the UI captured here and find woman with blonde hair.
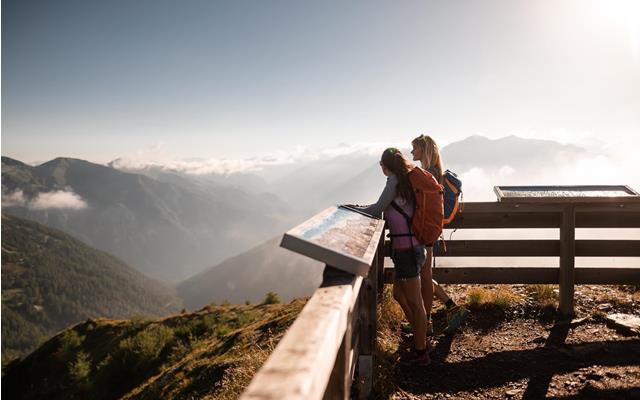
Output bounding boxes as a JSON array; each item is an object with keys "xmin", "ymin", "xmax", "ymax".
[{"xmin": 411, "ymin": 134, "xmax": 469, "ymax": 334}]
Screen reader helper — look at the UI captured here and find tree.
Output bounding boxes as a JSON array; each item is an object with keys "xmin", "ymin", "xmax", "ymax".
[{"xmin": 262, "ymin": 291, "xmax": 280, "ymax": 305}]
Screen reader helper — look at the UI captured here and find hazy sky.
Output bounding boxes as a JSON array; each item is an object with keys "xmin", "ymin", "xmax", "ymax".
[{"xmin": 2, "ymin": 0, "xmax": 639, "ymax": 163}]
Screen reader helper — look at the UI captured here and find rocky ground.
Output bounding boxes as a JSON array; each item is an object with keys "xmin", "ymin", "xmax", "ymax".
[{"xmin": 376, "ymin": 285, "xmax": 640, "ymax": 399}]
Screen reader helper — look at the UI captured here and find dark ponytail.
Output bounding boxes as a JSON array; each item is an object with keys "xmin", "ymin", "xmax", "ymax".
[{"xmin": 380, "ymin": 148, "xmax": 414, "ymax": 202}]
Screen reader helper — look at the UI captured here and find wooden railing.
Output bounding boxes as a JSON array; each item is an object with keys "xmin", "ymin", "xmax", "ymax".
[
  {"xmin": 384, "ymin": 202, "xmax": 640, "ymax": 315},
  {"xmin": 241, "ymin": 232, "xmax": 385, "ymax": 400},
  {"xmin": 241, "ymin": 201, "xmax": 640, "ymax": 400}
]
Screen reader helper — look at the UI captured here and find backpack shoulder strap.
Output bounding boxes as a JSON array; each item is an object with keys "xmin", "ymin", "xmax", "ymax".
[
  {"xmin": 390, "ymin": 200, "xmax": 411, "ymax": 221},
  {"xmin": 389, "ymin": 201, "xmax": 414, "ymax": 238}
]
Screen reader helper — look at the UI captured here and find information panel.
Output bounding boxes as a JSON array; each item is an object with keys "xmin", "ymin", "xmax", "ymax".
[
  {"xmin": 280, "ymin": 206, "xmax": 386, "ymax": 276},
  {"xmin": 494, "ymin": 185, "xmax": 640, "ymax": 203}
]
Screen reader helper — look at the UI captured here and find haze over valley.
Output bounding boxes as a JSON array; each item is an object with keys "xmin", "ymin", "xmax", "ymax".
[{"xmin": 3, "ymin": 135, "xmax": 639, "ymax": 316}]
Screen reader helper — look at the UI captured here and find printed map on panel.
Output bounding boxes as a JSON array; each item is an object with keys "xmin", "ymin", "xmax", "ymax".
[{"xmin": 300, "ymin": 207, "xmax": 379, "ymax": 259}]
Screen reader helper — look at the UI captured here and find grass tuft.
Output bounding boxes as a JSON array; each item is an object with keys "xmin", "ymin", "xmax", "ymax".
[
  {"xmin": 527, "ymin": 284, "xmax": 558, "ymax": 307},
  {"xmin": 465, "ymin": 286, "xmax": 522, "ymax": 310}
]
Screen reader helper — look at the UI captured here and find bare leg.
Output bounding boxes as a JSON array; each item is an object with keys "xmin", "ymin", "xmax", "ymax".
[
  {"xmin": 393, "ymin": 282, "xmax": 413, "ymax": 325},
  {"xmin": 433, "ymin": 279, "xmax": 450, "ymax": 304},
  {"xmin": 397, "ymin": 277, "xmax": 427, "ymax": 351},
  {"xmin": 421, "ymin": 248, "xmax": 434, "ymax": 318}
]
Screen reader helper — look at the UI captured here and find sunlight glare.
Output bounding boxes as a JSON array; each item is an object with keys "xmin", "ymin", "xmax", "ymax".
[{"xmin": 587, "ymin": 0, "xmax": 640, "ymax": 59}]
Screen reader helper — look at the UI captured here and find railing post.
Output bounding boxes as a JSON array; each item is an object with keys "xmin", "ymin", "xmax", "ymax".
[
  {"xmin": 357, "ymin": 239, "xmax": 380, "ymax": 399},
  {"xmin": 322, "ymin": 266, "xmax": 353, "ymax": 400},
  {"xmin": 559, "ymin": 205, "xmax": 576, "ymax": 317},
  {"xmin": 377, "ymin": 234, "xmax": 386, "ymax": 295}
]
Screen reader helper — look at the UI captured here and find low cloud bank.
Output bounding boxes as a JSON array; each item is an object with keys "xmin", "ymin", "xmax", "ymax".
[
  {"xmin": 458, "ymin": 151, "xmax": 640, "ymax": 202},
  {"xmin": 2, "ymin": 190, "xmax": 88, "ymax": 210},
  {"xmin": 111, "ymin": 142, "xmax": 399, "ymax": 175}
]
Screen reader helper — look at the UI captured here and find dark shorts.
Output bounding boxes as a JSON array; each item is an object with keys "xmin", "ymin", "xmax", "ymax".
[{"xmin": 391, "ymin": 245, "xmax": 426, "ymax": 280}]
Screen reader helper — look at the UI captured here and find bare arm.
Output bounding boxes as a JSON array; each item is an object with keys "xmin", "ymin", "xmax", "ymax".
[{"xmin": 354, "ymin": 175, "xmax": 397, "ymax": 218}]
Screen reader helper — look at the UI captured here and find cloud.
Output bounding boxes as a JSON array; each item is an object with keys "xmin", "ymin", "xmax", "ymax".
[
  {"xmin": 457, "ymin": 149, "xmax": 640, "ymax": 202},
  {"xmin": 111, "ymin": 141, "xmax": 398, "ymax": 176},
  {"xmin": 2, "ymin": 190, "xmax": 88, "ymax": 210},
  {"xmin": 29, "ymin": 191, "xmax": 88, "ymax": 210},
  {"xmin": 2, "ymin": 190, "xmax": 28, "ymax": 207}
]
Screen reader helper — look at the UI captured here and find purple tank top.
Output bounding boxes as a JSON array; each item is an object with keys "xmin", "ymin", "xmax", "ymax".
[{"xmin": 385, "ymin": 197, "xmax": 420, "ymax": 250}]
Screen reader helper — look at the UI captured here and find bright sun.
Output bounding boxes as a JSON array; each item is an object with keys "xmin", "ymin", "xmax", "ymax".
[{"xmin": 586, "ymin": 0, "xmax": 640, "ymax": 58}]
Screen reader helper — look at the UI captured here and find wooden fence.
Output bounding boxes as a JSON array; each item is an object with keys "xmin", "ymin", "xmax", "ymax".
[{"xmin": 241, "ymin": 201, "xmax": 640, "ymax": 400}]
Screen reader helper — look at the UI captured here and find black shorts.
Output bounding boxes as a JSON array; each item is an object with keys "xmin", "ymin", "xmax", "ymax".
[{"xmin": 391, "ymin": 246, "xmax": 426, "ymax": 280}]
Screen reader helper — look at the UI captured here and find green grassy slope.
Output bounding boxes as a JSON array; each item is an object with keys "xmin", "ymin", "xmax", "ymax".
[
  {"xmin": 1, "ymin": 214, "xmax": 182, "ymax": 362},
  {"xmin": 2, "ymin": 299, "xmax": 305, "ymax": 400}
]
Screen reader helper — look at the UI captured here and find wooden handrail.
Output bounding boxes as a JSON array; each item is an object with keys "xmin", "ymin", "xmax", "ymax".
[
  {"xmin": 241, "ymin": 273, "xmax": 363, "ymax": 400},
  {"xmin": 242, "ymin": 200, "xmax": 640, "ymax": 399},
  {"xmin": 241, "ymin": 237, "xmax": 384, "ymax": 400}
]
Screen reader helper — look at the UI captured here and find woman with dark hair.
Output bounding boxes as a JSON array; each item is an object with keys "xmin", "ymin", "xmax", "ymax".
[
  {"xmin": 411, "ymin": 134, "xmax": 470, "ymax": 334},
  {"xmin": 353, "ymin": 147, "xmax": 431, "ymax": 365}
]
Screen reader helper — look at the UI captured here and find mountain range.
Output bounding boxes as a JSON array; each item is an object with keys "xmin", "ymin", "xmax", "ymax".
[
  {"xmin": 1, "ymin": 156, "xmax": 295, "ymax": 282},
  {"xmin": 1, "ymin": 214, "xmax": 182, "ymax": 362},
  {"xmin": 177, "ymin": 237, "xmax": 324, "ymax": 308},
  {"xmin": 2, "ymin": 135, "xmax": 597, "ymax": 310}
]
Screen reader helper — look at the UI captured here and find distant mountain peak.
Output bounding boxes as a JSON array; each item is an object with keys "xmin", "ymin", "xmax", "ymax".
[{"xmin": 1, "ymin": 156, "xmax": 32, "ymax": 168}]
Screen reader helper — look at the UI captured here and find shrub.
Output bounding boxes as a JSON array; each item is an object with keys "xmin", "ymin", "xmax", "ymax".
[
  {"xmin": 57, "ymin": 331, "xmax": 83, "ymax": 362},
  {"xmin": 69, "ymin": 351, "xmax": 91, "ymax": 382},
  {"xmin": 130, "ymin": 314, "xmax": 150, "ymax": 327},
  {"xmin": 119, "ymin": 324, "xmax": 175, "ymax": 370},
  {"xmin": 215, "ymin": 324, "xmax": 233, "ymax": 339},
  {"xmin": 262, "ymin": 292, "xmax": 281, "ymax": 305}
]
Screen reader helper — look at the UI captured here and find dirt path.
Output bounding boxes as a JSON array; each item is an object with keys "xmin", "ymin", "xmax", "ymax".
[{"xmin": 377, "ymin": 285, "xmax": 640, "ymax": 399}]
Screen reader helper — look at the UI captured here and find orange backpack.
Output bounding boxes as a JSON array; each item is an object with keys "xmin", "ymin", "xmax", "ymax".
[{"xmin": 391, "ymin": 167, "xmax": 444, "ymax": 246}]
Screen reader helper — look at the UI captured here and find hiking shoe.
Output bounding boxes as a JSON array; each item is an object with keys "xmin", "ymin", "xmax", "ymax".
[
  {"xmin": 444, "ymin": 306, "xmax": 470, "ymax": 334},
  {"xmin": 400, "ymin": 348, "xmax": 431, "ymax": 366}
]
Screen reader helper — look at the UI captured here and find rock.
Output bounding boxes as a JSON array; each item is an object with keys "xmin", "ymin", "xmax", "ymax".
[
  {"xmin": 606, "ymin": 313, "xmax": 640, "ymax": 334},
  {"xmin": 506, "ymin": 389, "xmax": 521, "ymax": 396},
  {"xmin": 570, "ymin": 317, "xmax": 588, "ymax": 327},
  {"xmin": 597, "ymin": 303, "xmax": 613, "ymax": 311}
]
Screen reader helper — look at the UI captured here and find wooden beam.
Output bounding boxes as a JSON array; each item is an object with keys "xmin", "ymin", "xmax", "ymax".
[
  {"xmin": 454, "ymin": 202, "xmax": 565, "ymax": 213},
  {"xmin": 442, "ymin": 202, "xmax": 640, "ymax": 228},
  {"xmin": 446, "ymin": 212, "xmax": 561, "ymax": 229},
  {"xmin": 559, "ymin": 205, "xmax": 576, "ymax": 317},
  {"xmin": 376, "ymin": 238, "xmax": 385, "ymax": 294},
  {"xmin": 575, "ymin": 212, "xmax": 640, "ymax": 228},
  {"xmin": 241, "ymin": 269, "xmax": 362, "ymax": 400},
  {"xmin": 384, "ymin": 266, "xmax": 640, "ymax": 285},
  {"xmin": 384, "ymin": 266, "xmax": 559, "ymax": 284},
  {"xmin": 433, "ymin": 240, "xmax": 559, "ymax": 257},
  {"xmin": 384, "ymin": 240, "xmax": 640, "ymax": 257},
  {"xmin": 575, "ymin": 240, "xmax": 640, "ymax": 257},
  {"xmin": 575, "ymin": 268, "xmax": 640, "ymax": 284},
  {"xmin": 457, "ymin": 201, "xmax": 640, "ymax": 213}
]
